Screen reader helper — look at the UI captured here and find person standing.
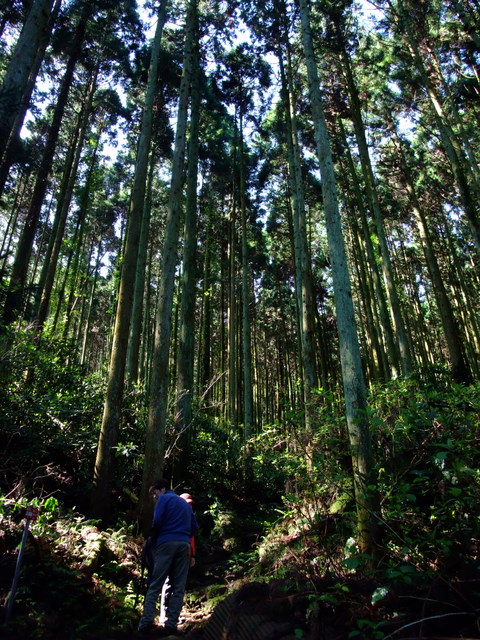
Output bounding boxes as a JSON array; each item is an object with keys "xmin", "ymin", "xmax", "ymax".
[
  {"xmin": 160, "ymin": 493, "xmax": 197, "ymax": 625},
  {"xmin": 138, "ymin": 479, "xmax": 199, "ymax": 636},
  {"xmin": 179, "ymin": 493, "xmax": 197, "ymax": 565}
]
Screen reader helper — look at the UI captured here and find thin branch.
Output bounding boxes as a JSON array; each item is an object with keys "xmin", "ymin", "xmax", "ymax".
[{"xmin": 383, "ymin": 611, "xmax": 476, "ymax": 639}]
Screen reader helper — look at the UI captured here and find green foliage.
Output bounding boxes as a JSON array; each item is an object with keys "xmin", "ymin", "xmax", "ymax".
[
  {"xmin": 0, "ymin": 329, "xmax": 105, "ymax": 509},
  {"xmin": 0, "ymin": 498, "xmax": 140, "ymax": 638},
  {"xmin": 227, "ymin": 376, "xmax": 480, "ymax": 639},
  {"xmin": 369, "ymin": 377, "xmax": 480, "ymax": 574},
  {"xmin": 0, "ymin": 328, "xmax": 148, "ymax": 515},
  {"xmin": 348, "ymin": 618, "xmax": 385, "ymax": 639},
  {"xmin": 188, "ymin": 420, "xmax": 244, "ymax": 494},
  {"xmin": 240, "ymin": 399, "xmax": 358, "ymax": 581},
  {"xmin": 1, "ymin": 323, "xmax": 480, "ymax": 639}
]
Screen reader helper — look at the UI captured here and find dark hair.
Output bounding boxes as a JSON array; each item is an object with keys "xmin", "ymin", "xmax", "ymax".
[{"xmin": 151, "ymin": 478, "xmax": 169, "ymax": 492}]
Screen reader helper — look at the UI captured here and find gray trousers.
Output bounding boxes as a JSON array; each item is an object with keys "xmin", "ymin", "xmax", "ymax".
[{"xmin": 139, "ymin": 540, "xmax": 190, "ymax": 629}]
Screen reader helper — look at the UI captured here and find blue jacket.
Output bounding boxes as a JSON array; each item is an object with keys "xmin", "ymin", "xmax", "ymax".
[{"xmin": 153, "ymin": 490, "xmax": 198, "ymax": 545}]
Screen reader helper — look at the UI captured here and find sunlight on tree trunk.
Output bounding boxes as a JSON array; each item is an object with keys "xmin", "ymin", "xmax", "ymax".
[
  {"xmin": 91, "ymin": 0, "xmax": 169, "ymax": 521},
  {"xmin": 298, "ymin": 0, "xmax": 380, "ymax": 559},
  {"xmin": 139, "ymin": 0, "xmax": 197, "ymax": 530}
]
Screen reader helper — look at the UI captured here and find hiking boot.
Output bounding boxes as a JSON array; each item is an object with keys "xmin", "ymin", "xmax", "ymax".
[
  {"xmin": 137, "ymin": 622, "xmax": 156, "ymax": 636},
  {"xmin": 156, "ymin": 626, "xmax": 179, "ymax": 637}
]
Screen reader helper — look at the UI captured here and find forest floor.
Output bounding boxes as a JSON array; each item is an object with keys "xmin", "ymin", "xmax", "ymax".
[
  {"xmin": 2, "ymin": 522, "xmax": 480, "ymax": 640},
  {"xmin": 0, "ymin": 530, "xmax": 350, "ymax": 640}
]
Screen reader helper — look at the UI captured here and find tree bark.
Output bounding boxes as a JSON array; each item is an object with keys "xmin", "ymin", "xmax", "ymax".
[
  {"xmin": 126, "ymin": 154, "xmax": 155, "ymax": 384},
  {"xmin": 90, "ymin": 0, "xmax": 169, "ymax": 521},
  {"xmin": 338, "ymin": 118, "xmax": 394, "ymax": 380},
  {"xmin": 239, "ymin": 111, "xmax": 254, "ymax": 441},
  {"xmin": 298, "ymin": 0, "xmax": 380, "ymax": 558},
  {"xmin": 0, "ymin": 0, "xmax": 61, "ymax": 173},
  {"xmin": 394, "ymin": 0, "xmax": 480, "ymax": 253},
  {"xmin": 36, "ymin": 73, "xmax": 97, "ymax": 329},
  {"xmin": 394, "ymin": 134, "xmax": 472, "ymax": 384},
  {"xmin": 280, "ymin": 41, "xmax": 318, "ymax": 467},
  {"xmin": 173, "ymin": 31, "xmax": 201, "ymax": 483},
  {"xmin": 337, "ymin": 36, "xmax": 412, "ymax": 376},
  {"xmin": 139, "ymin": 0, "xmax": 197, "ymax": 530}
]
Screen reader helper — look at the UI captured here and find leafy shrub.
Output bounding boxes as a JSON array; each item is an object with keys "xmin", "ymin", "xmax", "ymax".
[
  {"xmin": 0, "ymin": 328, "xmax": 148, "ymax": 515},
  {"xmin": 370, "ymin": 378, "xmax": 480, "ymax": 574},
  {"xmin": 0, "ymin": 497, "xmax": 140, "ymax": 638},
  {"xmin": 0, "ymin": 329, "xmax": 105, "ymax": 509}
]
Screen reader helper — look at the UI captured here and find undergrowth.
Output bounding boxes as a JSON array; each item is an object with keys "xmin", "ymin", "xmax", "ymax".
[
  {"xmin": 0, "ymin": 496, "xmax": 141, "ymax": 639},
  {"xmin": 1, "ymin": 362, "xmax": 480, "ymax": 638}
]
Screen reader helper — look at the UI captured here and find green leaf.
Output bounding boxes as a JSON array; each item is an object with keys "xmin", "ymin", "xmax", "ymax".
[
  {"xmin": 342, "ymin": 556, "xmax": 363, "ymax": 570},
  {"xmin": 371, "ymin": 586, "xmax": 389, "ymax": 604}
]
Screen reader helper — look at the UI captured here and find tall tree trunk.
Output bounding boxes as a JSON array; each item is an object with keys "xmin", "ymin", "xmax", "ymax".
[
  {"xmin": 198, "ymin": 195, "xmax": 213, "ymax": 396},
  {"xmin": 126, "ymin": 154, "xmax": 155, "ymax": 384},
  {"xmin": 442, "ymin": 223, "xmax": 480, "ymax": 366},
  {"xmin": 0, "ymin": 0, "xmax": 61, "ymax": 179},
  {"xmin": 139, "ymin": 0, "xmax": 197, "ymax": 529},
  {"xmin": 393, "ymin": 0, "xmax": 480, "ymax": 253},
  {"xmin": 228, "ymin": 198, "xmax": 238, "ymax": 431},
  {"xmin": 394, "ymin": 135, "xmax": 472, "ymax": 383},
  {"xmin": 338, "ymin": 119, "xmax": 393, "ymax": 380},
  {"xmin": 0, "ymin": 169, "xmax": 29, "ymax": 281},
  {"xmin": 239, "ymin": 111, "xmax": 254, "ymax": 442},
  {"xmin": 298, "ymin": 0, "xmax": 379, "ymax": 558},
  {"xmin": 173, "ymin": 32, "xmax": 201, "ymax": 483},
  {"xmin": 36, "ymin": 75, "xmax": 98, "ymax": 329},
  {"xmin": 347, "ymin": 201, "xmax": 385, "ymax": 381},
  {"xmin": 280, "ymin": 40, "xmax": 318, "ymax": 466},
  {"xmin": 90, "ymin": 0, "xmax": 169, "ymax": 521},
  {"xmin": 80, "ymin": 248, "xmax": 102, "ymax": 366},
  {"xmin": 60, "ymin": 213, "xmax": 92, "ymax": 340},
  {"xmin": 337, "ymin": 36, "xmax": 412, "ymax": 376},
  {"xmin": 2, "ymin": 1, "xmax": 73, "ymax": 327}
]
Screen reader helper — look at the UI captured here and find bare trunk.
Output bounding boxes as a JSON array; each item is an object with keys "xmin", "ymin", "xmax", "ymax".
[
  {"xmin": 395, "ymin": 0, "xmax": 480, "ymax": 253},
  {"xmin": 36, "ymin": 75, "xmax": 97, "ymax": 329},
  {"xmin": 173, "ymin": 34, "xmax": 201, "ymax": 483},
  {"xmin": 139, "ymin": 0, "xmax": 197, "ymax": 530},
  {"xmin": 90, "ymin": 1, "xmax": 169, "ymax": 521},
  {"xmin": 395, "ymin": 135, "xmax": 472, "ymax": 384},
  {"xmin": 298, "ymin": 0, "xmax": 379, "ymax": 558},
  {"xmin": 280, "ymin": 41, "xmax": 318, "ymax": 467},
  {"xmin": 338, "ymin": 40, "xmax": 412, "ymax": 376},
  {"xmin": 239, "ymin": 111, "xmax": 254, "ymax": 441},
  {"xmin": 0, "ymin": 0, "xmax": 61, "ymax": 170}
]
